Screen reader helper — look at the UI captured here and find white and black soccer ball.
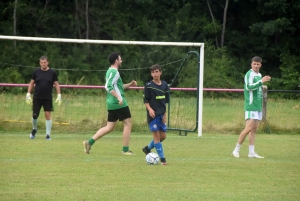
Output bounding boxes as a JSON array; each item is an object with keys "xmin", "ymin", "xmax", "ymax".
[{"xmin": 146, "ymin": 152, "xmax": 159, "ymax": 165}]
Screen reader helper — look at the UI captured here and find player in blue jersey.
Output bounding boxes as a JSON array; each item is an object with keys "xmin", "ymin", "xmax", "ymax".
[
  {"xmin": 26, "ymin": 56, "xmax": 62, "ymax": 140},
  {"xmin": 142, "ymin": 64, "xmax": 170, "ymax": 165},
  {"xmin": 232, "ymin": 56, "xmax": 271, "ymax": 158}
]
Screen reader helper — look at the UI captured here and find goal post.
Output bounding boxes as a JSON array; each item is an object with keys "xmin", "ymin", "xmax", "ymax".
[{"xmin": 0, "ymin": 35, "xmax": 204, "ymax": 137}]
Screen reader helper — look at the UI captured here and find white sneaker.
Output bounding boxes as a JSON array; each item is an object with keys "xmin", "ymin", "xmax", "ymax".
[
  {"xmin": 248, "ymin": 153, "xmax": 264, "ymax": 158},
  {"xmin": 232, "ymin": 151, "xmax": 240, "ymax": 158}
]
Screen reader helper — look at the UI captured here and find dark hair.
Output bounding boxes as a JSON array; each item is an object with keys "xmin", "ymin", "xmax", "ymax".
[
  {"xmin": 150, "ymin": 64, "xmax": 162, "ymax": 72},
  {"xmin": 108, "ymin": 52, "xmax": 121, "ymax": 65},
  {"xmin": 251, "ymin": 56, "xmax": 262, "ymax": 63},
  {"xmin": 39, "ymin": 56, "xmax": 48, "ymax": 61}
]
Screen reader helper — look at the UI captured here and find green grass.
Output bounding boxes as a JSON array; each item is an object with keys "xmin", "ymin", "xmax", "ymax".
[
  {"xmin": 0, "ymin": 131, "xmax": 299, "ymax": 200},
  {"xmin": 1, "ymin": 93, "xmax": 300, "ymax": 134}
]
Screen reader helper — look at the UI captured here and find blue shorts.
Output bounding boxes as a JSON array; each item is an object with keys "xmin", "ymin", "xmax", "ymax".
[{"xmin": 149, "ymin": 114, "xmax": 167, "ymax": 132}]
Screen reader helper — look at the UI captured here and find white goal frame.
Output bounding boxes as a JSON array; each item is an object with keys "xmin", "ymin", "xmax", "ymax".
[{"xmin": 0, "ymin": 35, "xmax": 204, "ymax": 137}]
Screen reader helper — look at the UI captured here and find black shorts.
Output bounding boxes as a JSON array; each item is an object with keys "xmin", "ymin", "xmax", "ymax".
[
  {"xmin": 32, "ymin": 99, "xmax": 54, "ymax": 116},
  {"xmin": 107, "ymin": 106, "xmax": 131, "ymax": 122}
]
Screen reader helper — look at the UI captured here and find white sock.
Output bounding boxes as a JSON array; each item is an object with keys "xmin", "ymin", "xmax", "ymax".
[
  {"xmin": 249, "ymin": 145, "xmax": 254, "ymax": 154},
  {"xmin": 234, "ymin": 143, "xmax": 241, "ymax": 152},
  {"xmin": 46, "ymin": 120, "xmax": 52, "ymax": 136}
]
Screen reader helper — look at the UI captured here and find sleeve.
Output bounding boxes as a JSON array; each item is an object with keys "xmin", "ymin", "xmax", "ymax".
[
  {"xmin": 143, "ymin": 82, "xmax": 150, "ymax": 104},
  {"xmin": 105, "ymin": 70, "xmax": 117, "ymax": 92},
  {"xmin": 53, "ymin": 70, "xmax": 58, "ymax": 82},
  {"xmin": 31, "ymin": 70, "xmax": 36, "ymax": 80},
  {"xmin": 245, "ymin": 72, "xmax": 262, "ymax": 91}
]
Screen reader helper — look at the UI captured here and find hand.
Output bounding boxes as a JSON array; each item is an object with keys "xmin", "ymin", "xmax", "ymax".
[
  {"xmin": 148, "ymin": 108, "xmax": 155, "ymax": 118},
  {"xmin": 262, "ymin": 75, "xmax": 271, "ymax": 83},
  {"xmin": 55, "ymin": 94, "xmax": 62, "ymax": 106},
  {"xmin": 118, "ymin": 96, "xmax": 123, "ymax": 106},
  {"xmin": 130, "ymin": 80, "xmax": 137, "ymax": 87},
  {"xmin": 25, "ymin": 93, "xmax": 32, "ymax": 105}
]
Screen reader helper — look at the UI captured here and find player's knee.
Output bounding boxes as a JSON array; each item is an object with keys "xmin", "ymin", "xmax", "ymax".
[{"xmin": 32, "ymin": 113, "xmax": 38, "ymax": 119}]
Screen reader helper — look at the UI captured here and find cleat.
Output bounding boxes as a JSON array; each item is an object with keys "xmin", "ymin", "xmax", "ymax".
[
  {"xmin": 122, "ymin": 150, "xmax": 135, "ymax": 155},
  {"xmin": 232, "ymin": 151, "xmax": 240, "ymax": 158},
  {"xmin": 83, "ymin": 141, "xmax": 91, "ymax": 154},
  {"xmin": 142, "ymin": 146, "xmax": 150, "ymax": 155},
  {"xmin": 248, "ymin": 153, "xmax": 264, "ymax": 158},
  {"xmin": 46, "ymin": 135, "xmax": 51, "ymax": 140},
  {"xmin": 161, "ymin": 158, "xmax": 167, "ymax": 165},
  {"xmin": 30, "ymin": 129, "xmax": 37, "ymax": 139}
]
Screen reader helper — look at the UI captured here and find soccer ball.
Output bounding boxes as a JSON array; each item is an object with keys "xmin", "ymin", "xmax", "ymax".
[{"xmin": 146, "ymin": 152, "xmax": 159, "ymax": 165}]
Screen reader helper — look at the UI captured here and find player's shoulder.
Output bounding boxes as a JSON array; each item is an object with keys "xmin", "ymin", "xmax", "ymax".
[
  {"xmin": 145, "ymin": 80, "xmax": 154, "ymax": 85},
  {"xmin": 161, "ymin": 80, "xmax": 168, "ymax": 86}
]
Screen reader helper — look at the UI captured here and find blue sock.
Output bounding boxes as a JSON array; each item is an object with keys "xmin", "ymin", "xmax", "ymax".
[
  {"xmin": 148, "ymin": 140, "xmax": 155, "ymax": 150},
  {"xmin": 154, "ymin": 142, "xmax": 165, "ymax": 159}
]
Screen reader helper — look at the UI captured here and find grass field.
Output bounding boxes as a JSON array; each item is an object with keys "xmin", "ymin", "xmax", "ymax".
[
  {"xmin": 0, "ymin": 131, "xmax": 299, "ymax": 201},
  {"xmin": 1, "ymin": 93, "xmax": 300, "ymax": 134}
]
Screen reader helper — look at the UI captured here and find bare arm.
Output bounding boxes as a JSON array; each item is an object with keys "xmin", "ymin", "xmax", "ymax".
[
  {"xmin": 145, "ymin": 103, "xmax": 155, "ymax": 118},
  {"xmin": 123, "ymin": 80, "xmax": 137, "ymax": 89},
  {"xmin": 54, "ymin": 81, "xmax": 61, "ymax": 94},
  {"xmin": 27, "ymin": 80, "xmax": 35, "ymax": 93}
]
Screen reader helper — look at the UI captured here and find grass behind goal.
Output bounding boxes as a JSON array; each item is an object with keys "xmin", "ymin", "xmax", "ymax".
[
  {"xmin": 0, "ymin": 132, "xmax": 299, "ymax": 200},
  {"xmin": 0, "ymin": 92, "xmax": 300, "ymax": 134}
]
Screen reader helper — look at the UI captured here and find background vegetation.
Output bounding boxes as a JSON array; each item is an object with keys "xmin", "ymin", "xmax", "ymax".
[{"xmin": 0, "ymin": 0, "xmax": 299, "ymax": 97}]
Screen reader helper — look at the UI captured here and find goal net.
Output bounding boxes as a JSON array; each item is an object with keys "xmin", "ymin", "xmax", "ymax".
[{"xmin": 0, "ymin": 35, "xmax": 204, "ymax": 136}]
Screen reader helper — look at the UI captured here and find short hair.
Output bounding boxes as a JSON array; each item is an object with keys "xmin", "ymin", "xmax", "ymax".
[
  {"xmin": 150, "ymin": 64, "xmax": 162, "ymax": 72},
  {"xmin": 39, "ymin": 56, "xmax": 48, "ymax": 61},
  {"xmin": 251, "ymin": 56, "xmax": 262, "ymax": 63},
  {"xmin": 108, "ymin": 52, "xmax": 121, "ymax": 65}
]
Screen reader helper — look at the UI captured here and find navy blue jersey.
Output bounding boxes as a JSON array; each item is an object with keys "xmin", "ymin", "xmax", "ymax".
[
  {"xmin": 143, "ymin": 80, "xmax": 170, "ymax": 123},
  {"xmin": 32, "ymin": 68, "xmax": 58, "ymax": 99}
]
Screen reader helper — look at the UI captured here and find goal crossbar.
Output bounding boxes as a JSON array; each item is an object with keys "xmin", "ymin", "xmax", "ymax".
[{"xmin": 0, "ymin": 35, "xmax": 203, "ymax": 47}]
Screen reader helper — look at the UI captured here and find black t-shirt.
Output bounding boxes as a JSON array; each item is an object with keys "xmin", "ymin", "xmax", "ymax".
[
  {"xmin": 32, "ymin": 68, "xmax": 58, "ymax": 99},
  {"xmin": 143, "ymin": 80, "xmax": 170, "ymax": 123}
]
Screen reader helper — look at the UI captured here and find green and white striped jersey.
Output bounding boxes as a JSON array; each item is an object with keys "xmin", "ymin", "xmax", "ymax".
[
  {"xmin": 105, "ymin": 67, "xmax": 128, "ymax": 110},
  {"xmin": 244, "ymin": 69, "xmax": 263, "ymax": 111}
]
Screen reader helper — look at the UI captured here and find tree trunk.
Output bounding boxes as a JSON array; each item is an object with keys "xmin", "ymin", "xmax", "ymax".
[
  {"xmin": 13, "ymin": 0, "xmax": 18, "ymax": 48},
  {"xmin": 75, "ymin": 0, "xmax": 82, "ymax": 38},
  {"xmin": 206, "ymin": 0, "xmax": 219, "ymax": 48},
  {"xmin": 221, "ymin": 0, "xmax": 229, "ymax": 48},
  {"xmin": 85, "ymin": 0, "xmax": 89, "ymax": 49},
  {"xmin": 36, "ymin": 0, "xmax": 49, "ymax": 36}
]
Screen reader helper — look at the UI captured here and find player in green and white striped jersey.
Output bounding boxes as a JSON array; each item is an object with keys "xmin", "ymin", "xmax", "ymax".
[
  {"xmin": 232, "ymin": 56, "xmax": 271, "ymax": 158},
  {"xmin": 83, "ymin": 52, "xmax": 137, "ymax": 155}
]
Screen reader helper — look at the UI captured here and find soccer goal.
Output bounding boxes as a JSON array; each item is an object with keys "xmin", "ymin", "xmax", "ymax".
[{"xmin": 0, "ymin": 35, "xmax": 204, "ymax": 137}]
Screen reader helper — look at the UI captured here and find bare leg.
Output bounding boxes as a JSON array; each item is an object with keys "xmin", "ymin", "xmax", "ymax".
[
  {"xmin": 237, "ymin": 119, "xmax": 256, "ymax": 145},
  {"xmin": 249, "ymin": 120, "xmax": 259, "ymax": 145},
  {"xmin": 159, "ymin": 131, "xmax": 166, "ymax": 142},
  {"xmin": 233, "ymin": 119, "xmax": 256, "ymax": 157},
  {"xmin": 92, "ymin": 121, "xmax": 117, "ymax": 141},
  {"xmin": 122, "ymin": 118, "xmax": 132, "ymax": 146},
  {"xmin": 44, "ymin": 111, "xmax": 51, "ymax": 120}
]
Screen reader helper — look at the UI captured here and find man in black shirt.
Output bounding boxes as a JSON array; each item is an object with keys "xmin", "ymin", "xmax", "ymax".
[{"xmin": 26, "ymin": 56, "xmax": 62, "ymax": 140}]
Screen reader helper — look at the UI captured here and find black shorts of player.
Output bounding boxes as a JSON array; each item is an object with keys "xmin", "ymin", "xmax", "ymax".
[
  {"xmin": 107, "ymin": 106, "xmax": 131, "ymax": 122},
  {"xmin": 32, "ymin": 98, "xmax": 54, "ymax": 118}
]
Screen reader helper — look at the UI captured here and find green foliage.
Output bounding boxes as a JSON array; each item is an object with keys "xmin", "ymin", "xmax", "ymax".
[
  {"xmin": 0, "ymin": 0, "xmax": 299, "ymax": 96},
  {"xmin": 279, "ymin": 52, "xmax": 300, "ymax": 91}
]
